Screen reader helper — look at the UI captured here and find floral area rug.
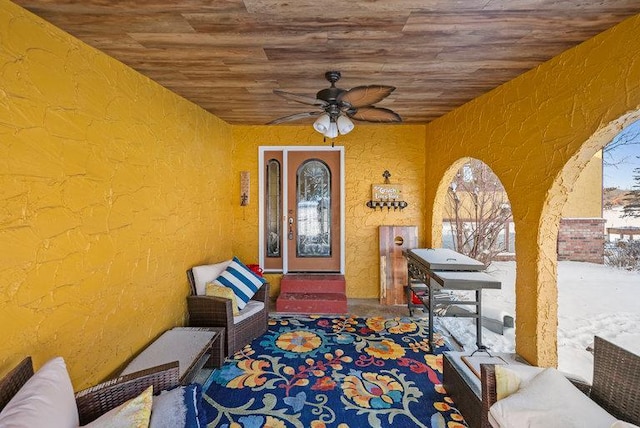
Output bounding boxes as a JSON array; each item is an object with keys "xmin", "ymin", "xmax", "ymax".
[{"xmin": 201, "ymin": 316, "xmax": 467, "ymax": 428}]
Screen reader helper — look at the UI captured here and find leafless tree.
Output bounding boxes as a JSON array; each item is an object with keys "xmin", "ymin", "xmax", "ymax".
[
  {"xmin": 603, "ymin": 120, "xmax": 640, "ymax": 168},
  {"xmin": 445, "ymin": 160, "xmax": 512, "ymax": 265},
  {"xmin": 623, "ymin": 166, "xmax": 640, "ymax": 217}
]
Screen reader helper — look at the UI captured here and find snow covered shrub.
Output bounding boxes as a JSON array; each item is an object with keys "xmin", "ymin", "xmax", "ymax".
[{"xmin": 605, "ymin": 241, "xmax": 640, "ymax": 270}]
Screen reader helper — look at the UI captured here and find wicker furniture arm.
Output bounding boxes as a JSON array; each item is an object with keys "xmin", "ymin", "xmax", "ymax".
[
  {"xmin": 187, "ymin": 294, "xmax": 234, "ymax": 326},
  {"xmin": 479, "ymin": 364, "xmax": 497, "ymax": 428},
  {"xmin": 590, "ymin": 336, "xmax": 640, "ymax": 424},
  {"xmin": 186, "ymin": 268, "xmax": 270, "ymax": 357},
  {"xmin": 480, "ymin": 336, "xmax": 640, "ymax": 426},
  {"xmin": 0, "ymin": 357, "xmax": 180, "ymax": 426},
  {"xmin": 0, "ymin": 356, "xmax": 34, "ymax": 412},
  {"xmin": 75, "ymin": 361, "xmax": 180, "ymax": 425}
]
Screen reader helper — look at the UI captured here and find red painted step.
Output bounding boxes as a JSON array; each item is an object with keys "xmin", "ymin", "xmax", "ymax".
[
  {"xmin": 276, "ymin": 274, "xmax": 347, "ymax": 314},
  {"xmin": 276, "ymin": 292, "xmax": 347, "ymax": 314},
  {"xmin": 280, "ymin": 274, "xmax": 346, "ymax": 294}
]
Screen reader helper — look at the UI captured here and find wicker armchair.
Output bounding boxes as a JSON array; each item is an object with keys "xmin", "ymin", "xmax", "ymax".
[
  {"xmin": 0, "ymin": 356, "xmax": 179, "ymax": 426},
  {"xmin": 480, "ymin": 336, "xmax": 640, "ymax": 427},
  {"xmin": 186, "ymin": 269, "xmax": 269, "ymax": 358}
]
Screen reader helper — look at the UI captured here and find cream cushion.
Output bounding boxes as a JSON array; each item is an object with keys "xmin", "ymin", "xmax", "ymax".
[
  {"xmin": 192, "ymin": 260, "xmax": 232, "ymax": 295},
  {"xmin": 233, "ymin": 300, "xmax": 265, "ymax": 324},
  {"xmin": 83, "ymin": 385, "xmax": 152, "ymax": 427},
  {"xmin": 0, "ymin": 357, "xmax": 79, "ymax": 428},
  {"xmin": 489, "ymin": 368, "xmax": 616, "ymax": 428},
  {"xmin": 611, "ymin": 422, "xmax": 640, "ymax": 428}
]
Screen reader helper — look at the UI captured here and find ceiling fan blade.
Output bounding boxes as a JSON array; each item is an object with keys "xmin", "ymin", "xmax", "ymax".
[
  {"xmin": 273, "ymin": 90, "xmax": 327, "ymax": 107},
  {"xmin": 338, "ymin": 85, "xmax": 396, "ymax": 108},
  {"xmin": 348, "ymin": 107, "xmax": 402, "ymax": 123},
  {"xmin": 267, "ymin": 111, "xmax": 321, "ymax": 125}
]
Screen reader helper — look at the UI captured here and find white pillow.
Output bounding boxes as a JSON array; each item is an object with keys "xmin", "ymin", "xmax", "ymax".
[
  {"xmin": 82, "ymin": 385, "xmax": 152, "ymax": 427},
  {"xmin": 490, "ymin": 368, "xmax": 616, "ymax": 428},
  {"xmin": 191, "ymin": 260, "xmax": 231, "ymax": 295},
  {"xmin": 0, "ymin": 357, "xmax": 79, "ymax": 428}
]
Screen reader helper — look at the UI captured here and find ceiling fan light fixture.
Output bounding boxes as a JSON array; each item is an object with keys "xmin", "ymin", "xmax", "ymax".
[
  {"xmin": 313, "ymin": 113, "xmax": 331, "ymax": 134},
  {"xmin": 324, "ymin": 121, "xmax": 339, "ymax": 138},
  {"xmin": 272, "ymin": 71, "xmax": 401, "ymax": 141},
  {"xmin": 337, "ymin": 115, "xmax": 354, "ymax": 135}
]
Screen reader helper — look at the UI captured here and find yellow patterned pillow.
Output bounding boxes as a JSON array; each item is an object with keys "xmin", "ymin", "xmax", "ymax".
[
  {"xmin": 206, "ymin": 282, "xmax": 239, "ymax": 316},
  {"xmin": 83, "ymin": 385, "xmax": 152, "ymax": 427},
  {"xmin": 495, "ymin": 365, "xmax": 521, "ymax": 401}
]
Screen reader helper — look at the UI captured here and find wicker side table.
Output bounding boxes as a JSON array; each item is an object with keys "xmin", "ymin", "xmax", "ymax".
[{"xmin": 121, "ymin": 326, "xmax": 225, "ymax": 384}]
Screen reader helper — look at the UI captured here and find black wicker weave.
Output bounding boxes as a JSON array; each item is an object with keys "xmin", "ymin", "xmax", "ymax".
[
  {"xmin": 480, "ymin": 336, "xmax": 640, "ymax": 427},
  {"xmin": 0, "ymin": 357, "xmax": 34, "ymax": 412},
  {"xmin": 76, "ymin": 361, "xmax": 179, "ymax": 425},
  {"xmin": 186, "ymin": 268, "xmax": 269, "ymax": 357}
]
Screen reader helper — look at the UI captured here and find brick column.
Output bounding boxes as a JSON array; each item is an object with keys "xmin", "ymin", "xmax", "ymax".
[{"xmin": 557, "ymin": 218, "xmax": 606, "ymax": 263}]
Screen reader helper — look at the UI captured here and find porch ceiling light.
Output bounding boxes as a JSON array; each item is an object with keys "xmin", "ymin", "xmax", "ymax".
[{"xmin": 313, "ymin": 113, "xmax": 354, "ymax": 138}]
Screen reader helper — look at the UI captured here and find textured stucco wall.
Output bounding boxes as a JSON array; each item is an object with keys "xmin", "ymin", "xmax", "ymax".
[
  {"xmin": 562, "ymin": 151, "xmax": 603, "ymax": 217},
  {"xmin": 0, "ymin": 1, "xmax": 234, "ymax": 387},
  {"xmin": 230, "ymin": 125, "xmax": 426, "ymax": 299},
  {"xmin": 425, "ymin": 14, "xmax": 640, "ymax": 366}
]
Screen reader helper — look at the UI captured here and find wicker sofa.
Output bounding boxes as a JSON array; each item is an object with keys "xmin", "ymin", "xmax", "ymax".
[
  {"xmin": 0, "ymin": 356, "xmax": 179, "ymax": 426},
  {"xmin": 480, "ymin": 336, "xmax": 640, "ymax": 427},
  {"xmin": 186, "ymin": 268, "xmax": 269, "ymax": 357}
]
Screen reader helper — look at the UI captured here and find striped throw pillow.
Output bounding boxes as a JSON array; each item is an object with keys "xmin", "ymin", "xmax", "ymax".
[{"xmin": 213, "ymin": 257, "xmax": 266, "ymax": 310}]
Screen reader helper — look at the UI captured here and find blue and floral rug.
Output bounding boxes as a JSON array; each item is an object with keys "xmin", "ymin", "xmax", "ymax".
[{"xmin": 201, "ymin": 316, "xmax": 467, "ymax": 428}]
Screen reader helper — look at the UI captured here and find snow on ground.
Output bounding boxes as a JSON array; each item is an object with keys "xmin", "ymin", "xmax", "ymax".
[
  {"xmin": 604, "ymin": 207, "xmax": 640, "ymax": 229},
  {"xmin": 436, "ymin": 261, "xmax": 640, "ymax": 383}
]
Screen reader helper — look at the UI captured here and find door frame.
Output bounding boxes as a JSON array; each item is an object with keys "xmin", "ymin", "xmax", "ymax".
[{"xmin": 258, "ymin": 146, "xmax": 345, "ymax": 274}]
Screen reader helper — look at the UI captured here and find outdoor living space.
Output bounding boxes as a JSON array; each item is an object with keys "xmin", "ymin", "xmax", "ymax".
[{"xmin": 2, "ymin": 0, "xmax": 640, "ymax": 426}]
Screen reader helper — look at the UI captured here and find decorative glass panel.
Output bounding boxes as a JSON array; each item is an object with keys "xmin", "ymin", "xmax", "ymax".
[
  {"xmin": 296, "ymin": 160, "xmax": 331, "ymax": 257},
  {"xmin": 266, "ymin": 159, "xmax": 281, "ymax": 257}
]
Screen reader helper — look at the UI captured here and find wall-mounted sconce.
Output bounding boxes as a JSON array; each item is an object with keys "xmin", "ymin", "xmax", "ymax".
[
  {"xmin": 240, "ymin": 171, "xmax": 250, "ymax": 206},
  {"xmin": 366, "ymin": 170, "xmax": 409, "ymax": 211}
]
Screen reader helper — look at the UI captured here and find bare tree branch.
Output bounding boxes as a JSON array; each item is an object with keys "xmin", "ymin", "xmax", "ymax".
[{"xmin": 445, "ymin": 160, "xmax": 512, "ymax": 265}]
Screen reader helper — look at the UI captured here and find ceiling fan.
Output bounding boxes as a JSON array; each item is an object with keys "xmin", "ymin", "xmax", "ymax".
[{"xmin": 268, "ymin": 71, "xmax": 402, "ymax": 138}]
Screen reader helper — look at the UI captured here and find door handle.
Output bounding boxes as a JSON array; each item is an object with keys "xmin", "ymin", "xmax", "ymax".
[{"xmin": 288, "ymin": 217, "xmax": 294, "ymax": 240}]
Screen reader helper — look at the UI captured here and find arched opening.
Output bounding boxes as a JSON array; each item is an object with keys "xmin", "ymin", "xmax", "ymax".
[
  {"xmin": 432, "ymin": 157, "xmax": 517, "ymax": 352},
  {"xmin": 541, "ymin": 109, "xmax": 640, "ymax": 373}
]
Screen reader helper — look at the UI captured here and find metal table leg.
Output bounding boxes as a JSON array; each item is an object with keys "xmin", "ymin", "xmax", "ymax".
[{"xmin": 428, "ymin": 282, "xmax": 434, "ymax": 346}]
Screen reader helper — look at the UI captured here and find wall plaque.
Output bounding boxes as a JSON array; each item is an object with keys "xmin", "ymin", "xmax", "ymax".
[{"xmin": 372, "ymin": 184, "xmax": 403, "ymax": 201}]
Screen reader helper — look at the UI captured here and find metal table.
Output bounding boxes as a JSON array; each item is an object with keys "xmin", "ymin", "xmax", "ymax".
[{"xmin": 404, "ymin": 249, "xmax": 501, "ymax": 349}]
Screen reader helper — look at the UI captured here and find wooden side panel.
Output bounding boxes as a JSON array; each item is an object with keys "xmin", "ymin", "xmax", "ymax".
[{"xmin": 379, "ymin": 226, "xmax": 418, "ymax": 305}]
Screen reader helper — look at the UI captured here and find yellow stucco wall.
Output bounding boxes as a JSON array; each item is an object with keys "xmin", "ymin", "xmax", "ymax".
[
  {"xmin": 0, "ymin": 1, "xmax": 234, "ymax": 388},
  {"xmin": 425, "ymin": 14, "xmax": 640, "ymax": 366},
  {"xmin": 230, "ymin": 125, "xmax": 426, "ymax": 298},
  {"xmin": 2, "ymin": 0, "xmax": 635, "ymax": 384},
  {"xmin": 562, "ymin": 151, "xmax": 603, "ymax": 217}
]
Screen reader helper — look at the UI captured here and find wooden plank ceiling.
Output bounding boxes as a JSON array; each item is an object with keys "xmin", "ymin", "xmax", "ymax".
[{"xmin": 13, "ymin": 0, "xmax": 640, "ymax": 125}]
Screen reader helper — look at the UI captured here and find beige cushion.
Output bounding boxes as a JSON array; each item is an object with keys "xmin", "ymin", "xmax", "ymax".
[
  {"xmin": 83, "ymin": 385, "xmax": 152, "ymax": 427},
  {"xmin": 611, "ymin": 421, "xmax": 640, "ymax": 428},
  {"xmin": 490, "ymin": 368, "xmax": 616, "ymax": 428},
  {"xmin": 206, "ymin": 282, "xmax": 239, "ymax": 316},
  {"xmin": 0, "ymin": 357, "xmax": 79, "ymax": 428},
  {"xmin": 191, "ymin": 260, "xmax": 232, "ymax": 295}
]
